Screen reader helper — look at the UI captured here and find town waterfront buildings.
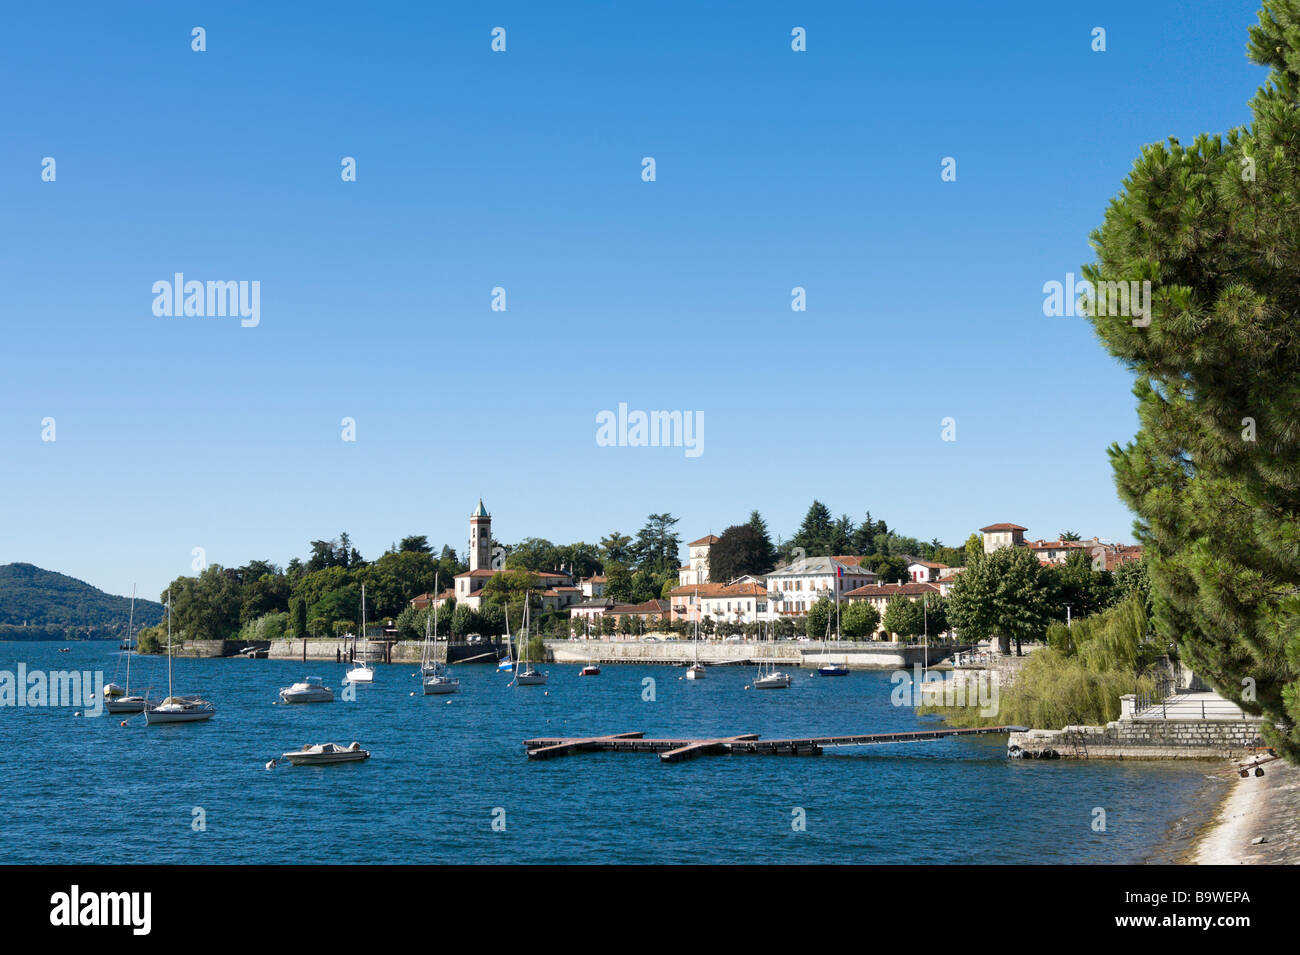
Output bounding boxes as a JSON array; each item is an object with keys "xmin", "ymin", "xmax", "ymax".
[{"xmin": 411, "ymin": 508, "xmax": 1141, "ymax": 641}]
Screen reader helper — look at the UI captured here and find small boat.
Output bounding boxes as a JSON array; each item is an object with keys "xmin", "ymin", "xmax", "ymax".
[
  {"xmin": 106, "ymin": 694, "xmax": 153, "ymax": 715},
  {"xmin": 512, "ymin": 600, "xmax": 548, "ymax": 686},
  {"xmin": 420, "ymin": 573, "xmax": 460, "ymax": 695},
  {"xmin": 498, "ymin": 606, "xmax": 516, "ymax": 671},
  {"xmin": 345, "ymin": 584, "xmax": 376, "ymax": 684},
  {"xmin": 106, "ymin": 588, "xmax": 155, "ymax": 713},
  {"xmin": 147, "ymin": 695, "xmax": 216, "ymax": 722},
  {"xmin": 423, "ymin": 668, "xmax": 460, "ymax": 694},
  {"xmin": 752, "ymin": 620, "xmax": 791, "ymax": 689},
  {"xmin": 815, "ymin": 570, "xmax": 850, "ymax": 676},
  {"xmin": 281, "ymin": 742, "xmax": 370, "ymax": 766},
  {"xmin": 579, "ymin": 664, "xmax": 600, "ymax": 676},
  {"xmin": 279, "ymin": 676, "xmax": 334, "ymax": 703},
  {"xmin": 145, "ymin": 590, "xmax": 215, "ymax": 724},
  {"xmin": 686, "ymin": 591, "xmax": 706, "ymax": 679}
]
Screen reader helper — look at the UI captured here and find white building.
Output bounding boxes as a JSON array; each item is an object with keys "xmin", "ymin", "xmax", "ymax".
[
  {"xmin": 669, "ymin": 581, "xmax": 769, "ymax": 624},
  {"xmin": 678, "ymin": 535, "xmax": 718, "ymax": 587},
  {"xmin": 764, "ymin": 556, "xmax": 878, "ymax": 616}
]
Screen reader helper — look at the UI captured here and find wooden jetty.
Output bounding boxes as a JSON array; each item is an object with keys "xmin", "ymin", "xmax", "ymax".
[{"xmin": 523, "ymin": 725, "xmax": 1023, "ymax": 763}]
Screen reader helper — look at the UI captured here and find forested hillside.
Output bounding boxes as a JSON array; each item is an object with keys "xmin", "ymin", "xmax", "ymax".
[{"xmin": 0, "ymin": 563, "xmax": 164, "ymax": 640}]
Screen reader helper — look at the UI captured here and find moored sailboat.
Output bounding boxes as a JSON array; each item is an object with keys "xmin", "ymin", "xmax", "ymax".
[
  {"xmin": 146, "ymin": 590, "xmax": 215, "ymax": 724},
  {"xmin": 752, "ymin": 621, "xmax": 791, "ymax": 689},
  {"xmin": 512, "ymin": 599, "xmax": 547, "ymax": 686},
  {"xmin": 685, "ymin": 588, "xmax": 706, "ymax": 680},
  {"xmin": 421, "ymin": 576, "xmax": 460, "ymax": 695},
  {"xmin": 345, "ymin": 583, "xmax": 375, "ymax": 684},
  {"xmin": 106, "ymin": 586, "xmax": 154, "ymax": 714}
]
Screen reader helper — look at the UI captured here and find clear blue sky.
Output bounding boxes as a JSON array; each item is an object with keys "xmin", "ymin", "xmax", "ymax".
[{"xmin": 0, "ymin": 0, "xmax": 1267, "ymax": 601}]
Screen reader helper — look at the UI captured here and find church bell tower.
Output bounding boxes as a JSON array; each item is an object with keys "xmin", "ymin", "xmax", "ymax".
[{"xmin": 469, "ymin": 499, "xmax": 492, "ymax": 571}]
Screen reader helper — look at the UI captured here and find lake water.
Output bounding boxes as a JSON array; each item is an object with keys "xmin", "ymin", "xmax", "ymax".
[{"xmin": 0, "ymin": 642, "xmax": 1220, "ymax": 864}]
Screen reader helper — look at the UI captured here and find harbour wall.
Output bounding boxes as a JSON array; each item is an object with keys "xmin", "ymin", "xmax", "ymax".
[
  {"xmin": 547, "ymin": 640, "xmax": 969, "ymax": 669},
  {"xmin": 1008, "ymin": 720, "xmax": 1267, "ymax": 760},
  {"xmin": 160, "ymin": 636, "xmax": 967, "ymax": 670}
]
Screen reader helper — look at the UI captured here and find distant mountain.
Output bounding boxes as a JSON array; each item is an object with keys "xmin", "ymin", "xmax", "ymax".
[{"xmin": 0, "ymin": 563, "xmax": 165, "ymax": 640}]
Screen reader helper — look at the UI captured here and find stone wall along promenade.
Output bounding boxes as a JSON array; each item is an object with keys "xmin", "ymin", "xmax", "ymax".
[{"xmin": 1008, "ymin": 719, "xmax": 1266, "ymax": 760}]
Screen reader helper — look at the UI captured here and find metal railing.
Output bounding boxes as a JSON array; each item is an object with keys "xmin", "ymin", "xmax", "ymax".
[{"xmin": 1133, "ymin": 691, "xmax": 1254, "ymax": 721}]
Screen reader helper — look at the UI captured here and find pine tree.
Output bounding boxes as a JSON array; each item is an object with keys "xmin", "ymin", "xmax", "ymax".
[
  {"xmin": 1084, "ymin": 0, "xmax": 1300, "ymax": 758},
  {"xmin": 791, "ymin": 500, "xmax": 836, "ymax": 556}
]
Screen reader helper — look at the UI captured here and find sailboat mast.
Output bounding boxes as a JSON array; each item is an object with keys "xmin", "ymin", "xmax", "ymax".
[
  {"xmin": 166, "ymin": 588, "xmax": 173, "ymax": 699},
  {"xmin": 125, "ymin": 585, "xmax": 135, "ymax": 692}
]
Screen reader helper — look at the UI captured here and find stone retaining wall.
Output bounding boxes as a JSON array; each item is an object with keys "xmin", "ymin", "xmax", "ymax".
[{"xmin": 1008, "ymin": 719, "xmax": 1266, "ymax": 759}]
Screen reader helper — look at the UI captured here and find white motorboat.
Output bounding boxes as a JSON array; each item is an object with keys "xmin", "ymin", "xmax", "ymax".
[
  {"xmin": 282, "ymin": 742, "xmax": 370, "ymax": 766},
  {"xmin": 145, "ymin": 590, "xmax": 215, "ymax": 724},
  {"xmin": 279, "ymin": 676, "xmax": 334, "ymax": 703},
  {"xmin": 345, "ymin": 584, "xmax": 376, "ymax": 683}
]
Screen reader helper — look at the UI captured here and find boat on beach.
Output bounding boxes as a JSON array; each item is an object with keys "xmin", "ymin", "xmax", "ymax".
[{"xmin": 281, "ymin": 742, "xmax": 370, "ymax": 766}]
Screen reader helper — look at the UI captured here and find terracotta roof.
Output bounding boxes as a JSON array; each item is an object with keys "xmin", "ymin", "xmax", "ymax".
[
  {"xmin": 410, "ymin": 588, "xmax": 455, "ymax": 606},
  {"xmin": 908, "ymin": 559, "xmax": 949, "ymax": 569},
  {"xmin": 844, "ymin": 582, "xmax": 941, "ymax": 599},
  {"xmin": 669, "ymin": 582, "xmax": 767, "ymax": 598},
  {"xmin": 453, "ymin": 568, "xmax": 570, "ymax": 579},
  {"xmin": 980, "ymin": 523, "xmax": 1028, "ymax": 532},
  {"xmin": 688, "ymin": 535, "xmax": 720, "ymax": 546},
  {"xmin": 609, "ymin": 599, "xmax": 670, "ymax": 615}
]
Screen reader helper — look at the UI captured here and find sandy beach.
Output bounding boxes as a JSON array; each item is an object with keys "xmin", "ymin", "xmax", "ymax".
[{"xmin": 1188, "ymin": 756, "xmax": 1300, "ymax": 864}]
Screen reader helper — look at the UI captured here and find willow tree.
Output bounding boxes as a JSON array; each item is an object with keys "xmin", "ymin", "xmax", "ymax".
[{"xmin": 1084, "ymin": 0, "xmax": 1300, "ymax": 758}]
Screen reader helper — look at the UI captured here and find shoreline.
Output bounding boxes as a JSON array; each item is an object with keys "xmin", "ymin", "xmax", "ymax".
[{"xmin": 1180, "ymin": 756, "xmax": 1300, "ymax": 864}]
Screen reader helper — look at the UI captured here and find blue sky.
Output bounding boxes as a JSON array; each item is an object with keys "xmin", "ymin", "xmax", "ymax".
[{"xmin": 0, "ymin": 0, "xmax": 1268, "ymax": 600}]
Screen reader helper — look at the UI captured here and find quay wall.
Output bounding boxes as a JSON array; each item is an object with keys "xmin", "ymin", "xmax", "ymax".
[
  {"xmin": 547, "ymin": 640, "xmax": 969, "ymax": 669},
  {"xmin": 1008, "ymin": 720, "xmax": 1266, "ymax": 760},
  {"xmin": 160, "ymin": 636, "xmax": 967, "ymax": 670}
]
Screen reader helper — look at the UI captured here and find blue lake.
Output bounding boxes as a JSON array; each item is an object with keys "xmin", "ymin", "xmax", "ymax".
[{"xmin": 0, "ymin": 642, "xmax": 1218, "ymax": 864}]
